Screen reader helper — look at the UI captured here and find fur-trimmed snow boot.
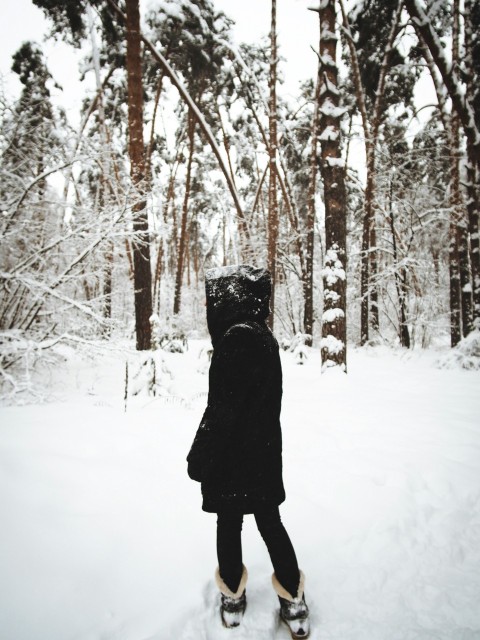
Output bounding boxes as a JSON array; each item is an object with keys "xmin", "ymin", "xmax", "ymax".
[
  {"xmin": 215, "ymin": 565, "xmax": 248, "ymax": 628},
  {"xmin": 272, "ymin": 571, "xmax": 310, "ymax": 639}
]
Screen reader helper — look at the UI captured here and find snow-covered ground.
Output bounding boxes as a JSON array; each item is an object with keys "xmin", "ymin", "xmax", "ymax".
[{"xmin": 1, "ymin": 342, "xmax": 479, "ymax": 640}]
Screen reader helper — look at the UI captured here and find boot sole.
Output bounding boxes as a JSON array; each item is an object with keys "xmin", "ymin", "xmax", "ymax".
[
  {"xmin": 220, "ymin": 602, "xmax": 247, "ymax": 628},
  {"xmin": 280, "ymin": 615, "xmax": 310, "ymax": 639},
  {"xmin": 221, "ymin": 615, "xmax": 243, "ymax": 629}
]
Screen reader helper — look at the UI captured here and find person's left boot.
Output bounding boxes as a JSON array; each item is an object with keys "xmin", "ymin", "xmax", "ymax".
[
  {"xmin": 215, "ymin": 565, "xmax": 248, "ymax": 628},
  {"xmin": 272, "ymin": 571, "xmax": 310, "ymax": 639}
]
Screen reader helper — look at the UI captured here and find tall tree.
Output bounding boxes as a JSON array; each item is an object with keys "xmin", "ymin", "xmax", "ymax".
[
  {"xmin": 304, "ymin": 75, "xmax": 320, "ymax": 345},
  {"xmin": 125, "ymin": 0, "xmax": 152, "ymax": 350},
  {"xmin": 1, "ymin": 42, "xmax": 64, "ymax": 335},
  {"xmin": 315, "ymin": 0, "xmax": 347, "ymax": 370},
  {"xmin": 464, "ymin": 0, "xmax": 480, "ymax": 329},
  {"xmin": 414, "ymin": 16, "xmax": 468, "ymax": 345},
  {"xmin": 267, "ymin": 0, "xmax": 279, "ymax": 329},
  {"xmin": 404, "ymin": 0, "xmax": 480, "ymax": 332},
  {"xmin": 173, "ymin": 109, "xmax": 195, "ymax": 315},
  {"xmin": 32, "ymin": 0, "xmax": 154, "ymax": 349},
  {"xmin": 340, "ymin": 0, "xmax": 410, "ymax": 344},
  {"xmin": 6, "ymin": 42, "xmax": 60, "ymax": 197},
  {"xmin": 451, "ymin": 0, "xmax": 472, "ymax": 340}
]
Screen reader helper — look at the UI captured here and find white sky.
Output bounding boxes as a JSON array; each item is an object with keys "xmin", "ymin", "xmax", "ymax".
[
  {"xmin": 0, "ymin": 0, "xmax": 325, "ymax": 197},
  {"xmin": 0, "ymin": 0, "xmax": 435, "ymax": 186},
  {"xmin": 0, "ymin": 0, "xmax": 319, "ymax": 113}
]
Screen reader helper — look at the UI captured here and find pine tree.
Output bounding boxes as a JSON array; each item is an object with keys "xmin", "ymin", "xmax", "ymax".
[{"xmin": 1, "ymin": 42, "xmax": 65, "ymax": 335}]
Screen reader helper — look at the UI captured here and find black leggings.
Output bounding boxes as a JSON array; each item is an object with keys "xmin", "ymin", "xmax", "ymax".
[{"xmin": 217, "ymin": 506, "xmax": 300, "ymax": 597}]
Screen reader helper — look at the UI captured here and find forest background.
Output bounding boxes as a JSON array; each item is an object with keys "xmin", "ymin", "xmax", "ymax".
[{"xmin": 1, "ymin": 0, "xmax": 480, "ymax": 400}]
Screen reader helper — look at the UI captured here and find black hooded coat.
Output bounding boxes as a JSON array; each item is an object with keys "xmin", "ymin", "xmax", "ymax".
[{"xmin": 187, "ymin": 265, "xmax": 286, "ymax": 514}]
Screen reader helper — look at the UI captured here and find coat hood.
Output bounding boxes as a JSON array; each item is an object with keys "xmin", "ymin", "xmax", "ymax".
[{"xmin": 205, "ymin": 265, "xmax": 271, "ymax": 344}]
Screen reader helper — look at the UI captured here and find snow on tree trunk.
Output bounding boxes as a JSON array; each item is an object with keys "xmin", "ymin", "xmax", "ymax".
[
  {"xmin": 316, "ymin": 0, "xmax": 347, "ymax": 371},
  {"xmin": 125, "ymin": 0, "xmax": 152, "ymax": 350}
]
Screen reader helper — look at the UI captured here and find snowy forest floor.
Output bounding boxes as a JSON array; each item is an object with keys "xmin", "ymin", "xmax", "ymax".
[{"xmin": 1, "ymin": 341, "xmax": 480, "ymax": 640}]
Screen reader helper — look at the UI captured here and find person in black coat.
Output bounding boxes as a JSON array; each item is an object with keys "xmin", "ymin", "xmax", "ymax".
[{"xmin": 187, "ymin": 265, "xmax": 310, "ymax": 638}]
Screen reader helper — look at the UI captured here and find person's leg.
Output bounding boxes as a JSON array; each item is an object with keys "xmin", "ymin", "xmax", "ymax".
[
  {"xmin": 254, "ymin": 506, "xmax": 300, "ymax": 597},
  {"xmin": 216, "ymin": 510, "xmax": 244, "ymax": 593}
]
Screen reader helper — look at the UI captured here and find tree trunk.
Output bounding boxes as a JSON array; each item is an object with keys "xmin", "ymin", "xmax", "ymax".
[
  {"xmin": 267, "ymin": 0, "xmax": 279, "ymax": 330},
  {"xmin": 173, "ymin": 110, "xmax": 195, "ymax": 316},
  {"xmin": 338, "ymin": 5, "xmax": 370, "ymax": 343},
  {"xmin": 304, "ymin": 52, "xmax": 321, "ymax": 346},
  {"xmin": 360, "ymin": 165, "xmax": 373, "ymax": 344},
  {"xmin": 103, "ymin": 241, "xmax": 113, "ymax": 332},
  {"xmin": 388, "ymin": 176, "xmax": 410, "ymax": 347},
  {"xmin": 126, "ymin": 0, "xmax": 152, "ymax": 350},
  {"xmin": 465, "ymin": 146, "xmax": 480, "ymax": 329},
  {"xmin": 153, "ymin": 239, "xmax": 163, "ymax": 315},
  {"xmin": 316, "ymin": 0, "xmax": 347, "ymax": 371},
  {"xmin": 448, "ymin": 1, "xmax": 463, "ymax": 345},
  {"xmin": 452, "ymin": 0, "xmax": 474, "ymax": 338},
  {"xmin": 146, "ymin": 68, "xmax": 166, "ymax": 183},
  {"xmin": 419, "ymin": 37, "xmax": 465, "ymax": 344},
  {"xmin": 464, "ymin": 0, "xmax": 480, "ymax": 329},
  {"xmin": 449, "ymin": 197, "xmax": 462, "ymax": 346},
  {"xmin": 88, "ymin": 5, "xmax": 113, "ymax": 336}
]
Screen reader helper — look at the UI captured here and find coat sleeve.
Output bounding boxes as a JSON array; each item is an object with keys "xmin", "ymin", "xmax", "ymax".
[
  {"xmin": 187, "ymin": 324, "xmax": 264, "ymax": 482},
  {"xmin": 187, "ymin": 408, "xmax": 210, "ymax": 482}
]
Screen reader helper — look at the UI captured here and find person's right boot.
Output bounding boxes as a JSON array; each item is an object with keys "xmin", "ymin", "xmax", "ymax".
[
  {"xmin": 272, "ymin": 571, "xmax": 310, "ymax": 639},
  {"xmin": 215, "ymin": 565, "xmax": 248, "ymax": 628}
]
